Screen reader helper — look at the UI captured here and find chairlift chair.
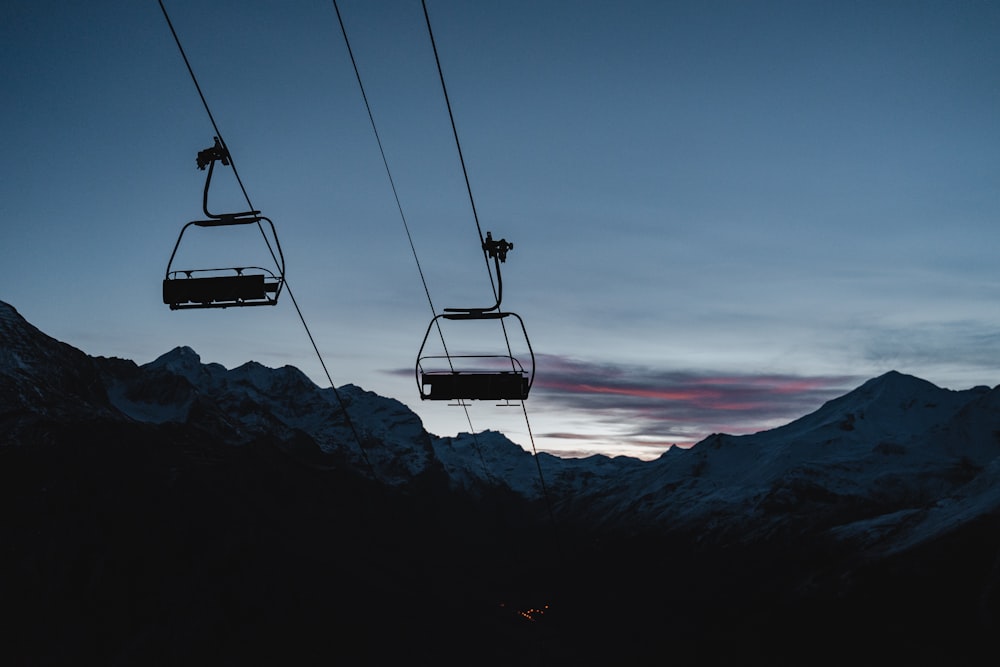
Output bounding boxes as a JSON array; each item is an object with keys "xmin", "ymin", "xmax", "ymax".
[
  {"xmin": 416, "ymin": 232, "xmax": 535, "ymax": 402},
  {"xmin": 163, "ymin": 138, "xmax": 285, "ymax": 310}
]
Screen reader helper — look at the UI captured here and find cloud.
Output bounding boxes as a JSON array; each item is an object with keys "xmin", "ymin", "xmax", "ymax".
[
  {"xmin": 530, "ymin": 354, "xmax": 861, "ymax": 452},
  {"xmin": 386, "ymin": 353, "xmax": 863, "ymax": 459}
]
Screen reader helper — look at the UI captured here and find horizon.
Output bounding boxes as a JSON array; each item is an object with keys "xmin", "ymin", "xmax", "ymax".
[{"xmin": 5, "ymin": 296, "xmax": 990, "ymax": 463}]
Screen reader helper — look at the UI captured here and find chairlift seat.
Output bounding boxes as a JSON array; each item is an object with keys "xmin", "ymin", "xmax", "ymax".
[
  {"xmin": 421, "ymin": 371, "xmax": 529, "ymax": 401},
  {"xmin": 163, "ymin": 273, "xmax": 278, "ymax": 309}
]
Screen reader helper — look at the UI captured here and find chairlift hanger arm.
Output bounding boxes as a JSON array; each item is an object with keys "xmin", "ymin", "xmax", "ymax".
[
  {"xmin": 443, "ymin": 231, "xmax": 512, "ymax": 315},
  {"xmin": 198, "ymin": 137, "xmax": 259, "ymax": 220}
]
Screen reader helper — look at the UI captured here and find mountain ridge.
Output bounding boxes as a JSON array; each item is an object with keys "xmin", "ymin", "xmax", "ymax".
[{"xmin": 3, "ymin": 298, "xmax": 998, "ymax": 543}]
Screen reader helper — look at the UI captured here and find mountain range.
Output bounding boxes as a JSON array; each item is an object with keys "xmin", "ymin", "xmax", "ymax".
[{"xmin": 2, "ymin": 299, "xmax": 998, "ymax": 664}]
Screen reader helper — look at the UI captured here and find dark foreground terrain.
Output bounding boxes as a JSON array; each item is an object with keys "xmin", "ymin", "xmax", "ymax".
[{"xmin": 2, "ymin": 416, "xmax": 997, "ymax": 666}]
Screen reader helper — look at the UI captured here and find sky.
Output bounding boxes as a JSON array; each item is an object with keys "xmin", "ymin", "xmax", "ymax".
[{"xmin": 2, "ymin": 1, "xmax": 998, "ymax": 460}]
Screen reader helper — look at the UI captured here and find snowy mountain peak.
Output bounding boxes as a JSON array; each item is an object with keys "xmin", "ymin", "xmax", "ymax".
[
  {"xmin": 0, "ymin": 300, "xmax": 84, "ymax": 372},
  {"xmin": 760, "ymin": 369, "xmax": 987, "ymax": 446},
  {"xmin": 853, "ymin": 369, "xmax": 941, "ymax": 400},
  {"xmin": 154, "ymin": 345, "xmax": 200, "ymax": 364},
  {"xmin": 0, "ymin": 300, "xmax": 43, "ymax": 346},
  {"xmin": 144, "ymin": 346, "xmax": 206, "ymax": 384},
  {"xmin": 0, "ymin": 300, "xmax": 21, "ymax": 324},
  {"xmin": 0, "ymin": 301, "xmax": 111, "ymax": 414},
  {"xmin": 229, "ymin": 360, "xmax": 317, "ymax": 395}
]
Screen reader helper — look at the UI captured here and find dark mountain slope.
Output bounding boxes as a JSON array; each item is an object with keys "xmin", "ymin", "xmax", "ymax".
[{"xmin": 0, "ymin": 417, "xmax": 562, "ymax": 665}]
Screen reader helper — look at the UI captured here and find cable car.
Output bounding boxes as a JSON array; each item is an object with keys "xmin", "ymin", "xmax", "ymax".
[
  {"xmin": 416, "ymin": 232, "xmax": 535, "ymax": 402},
  {"xmin": 163, "ymin": 138, "xmax": 285, "ymax": 310}
]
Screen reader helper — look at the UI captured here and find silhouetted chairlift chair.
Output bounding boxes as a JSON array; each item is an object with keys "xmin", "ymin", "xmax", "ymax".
[
  {"xmin": 416, "ymin": 232, "xmax": 535, "ymax": 403},
  {"xmin": 162, "ymin": 138, "xmax": 285, "ymax": 310}
]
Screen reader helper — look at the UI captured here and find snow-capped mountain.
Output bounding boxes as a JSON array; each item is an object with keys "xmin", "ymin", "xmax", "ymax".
[
  {"xmin": 574, "ymin": 370, "xmax": 1000, "ymax": 547},
  {"xmin": 3, "ymin": 298, "xmax": 999, "ymax": 554},
  {"xmin": 0, "ymin": 299, "xmax": 114, "ymax": 419},
  {"xmin": 2, "ymin": 298, "xmax": 998, "ymax": 663}
]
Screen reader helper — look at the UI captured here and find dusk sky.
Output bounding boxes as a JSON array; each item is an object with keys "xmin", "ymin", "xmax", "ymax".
[{"xmin": 3, "ymin": 1, "xmax": 998, "ymax": 460}]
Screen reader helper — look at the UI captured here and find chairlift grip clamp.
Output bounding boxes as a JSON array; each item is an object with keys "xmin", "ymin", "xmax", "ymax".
[
  {"xmin": 483, "ymin": 231, "xmax": 513, "ymax": 263},
  {"xmin": 196, "ymin": 137, "xmax": 231, "ymax": 170}
]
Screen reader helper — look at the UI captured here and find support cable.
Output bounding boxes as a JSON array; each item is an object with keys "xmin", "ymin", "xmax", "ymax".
[
  {"xmin": 419, "ymin": 1, "xmax": 491, "ymax": 280},
  {"xmin": 157, "ymin": 0, "xmax": 376, "ymax": 478},
  {"xmin": 419, "ymin": 0, "xmax": 521, "ymax": 377},
  {"xmin": 330, "ymin": 0, "xmax": 444, "ymax": 362},
  {"xmin": 330, "ymin": 0, "xmax": 496, "ymax": 484}
]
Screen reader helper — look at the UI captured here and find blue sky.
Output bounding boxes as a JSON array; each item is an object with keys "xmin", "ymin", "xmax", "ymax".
[{"xmin": 2, "ymin": 1, "xmax": 998, "ymax": 459}]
